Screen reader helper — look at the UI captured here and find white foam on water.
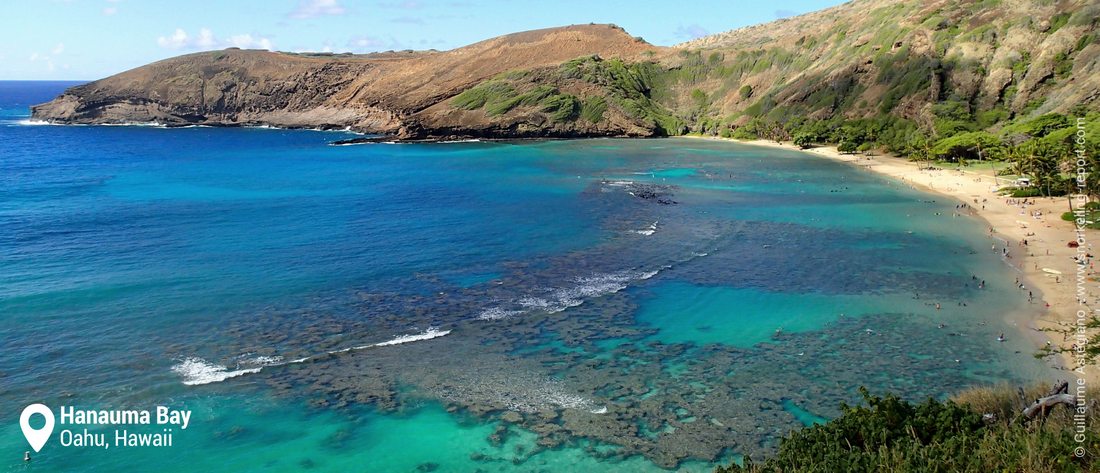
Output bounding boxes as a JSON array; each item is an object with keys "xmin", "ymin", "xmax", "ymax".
[
  {"xmin": 15, "ymin": 119, "xmax": 56, "ymax": 126},
  {"xmin": 241, "ymin": 355, "xmax": 284, "ymax": 366},
  {"xmin": 476, "ymin": 307, "xmax": 523, "ymax": 321},
  {"xmin": 603, "ymin": 180, "xmax": 634, "ymax": 187},
  {"xmin": 632, "ymin": 221, "xmax": 659, "ymax": 236},
  {"xmin": 372, "ymin": 327, "xmax": 451, "ymax": 346},
  {"xmin": 101, "ymin": 121, "xmax": 169, "ymax": 128},
  {"xmin": 174, "ymin": 328, "xmax": 452, "ymax": 385},
  {"xmin": 518, "ymin": 297, "xmax": 554, "ymax": 310},
  {"xmin": 477, "ymin": 269, "xmax": 660, "ymax": 320},
  {"xmin": 171, "ymin": 357, "xmax": 264, "ymax": 386}
]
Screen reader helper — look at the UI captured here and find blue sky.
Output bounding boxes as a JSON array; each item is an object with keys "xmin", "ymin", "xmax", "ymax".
[{"xmin": 2, "ymin": 0, "xmax": 844, "ymax": 80}]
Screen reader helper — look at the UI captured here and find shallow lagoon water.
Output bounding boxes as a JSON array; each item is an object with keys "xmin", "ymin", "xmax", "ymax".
[{"xmin": 0, "ymin": 82, "xmax": 1053, "ymax": 471}]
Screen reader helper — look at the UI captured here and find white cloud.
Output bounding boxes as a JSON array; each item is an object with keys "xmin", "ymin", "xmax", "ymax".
[
  {"xmin": 157, "ymin": 28, "xmax": 190, "ymax": 49},
  {"xmin": 156, "ymin": 28, "xmax": 274, "ymax": 51},
  {"xmin": 344, "ymin": 35, "xmax": 402, "ymax": 52},
  {"xmin": 51, "ymin": 43, "xmax": 65, "ymax": 55},
  {"xmin": 195, "ymin": 28, "xmax": 217, "ymax": 48},
  {"xmin": 289, "ymin": 0, "xmax": 345, "ymax": 19},
  {"xmin": 673, "ymin": 24, "xmax": 709, "ymax": 40},
  {"xmin": 28, "ymin": 51, "xmax": 56, "ymax": 72},
  {"xmin": 227, "ymin": 34, "xmax": 273, "ymax": 50},
  {"xmin": 379, "ymin": 0, "xmax": 422, "ymax": 9},
  {"xmin": 103, "ymin": 6, "xmax": 117, "ymax": 15}
]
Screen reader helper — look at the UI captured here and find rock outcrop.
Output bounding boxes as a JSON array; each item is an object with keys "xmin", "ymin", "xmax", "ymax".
[
  {"xmin": 32, "ymin": 25, "xmax": 660, "ymax": 139},
  {"xmin": 32, "ymin": 0, "xmax": 1100, "ymax": 140}
]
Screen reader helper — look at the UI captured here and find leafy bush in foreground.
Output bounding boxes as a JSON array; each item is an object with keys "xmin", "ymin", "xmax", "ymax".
[{"xmin": 716, "ymin": 386, "xmax": 1098, "ymax": 473}]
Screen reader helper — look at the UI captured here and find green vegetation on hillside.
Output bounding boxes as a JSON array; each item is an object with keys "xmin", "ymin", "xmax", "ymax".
[
  {"xmin": 449, "ymin": 56, "xmax": 687, "ymax": 134},
  {"xmin": 558, "ymin": 55, "xmax": 685, "ymax": 135},
  {"xmin": 451, "ymin": 81, "xmax": 582, "ymax": 123},
  {"xmin": 717, "ymin": 384, "xmax": 1098, "ymax": 473},
  {"xmin": 713, "ymin": 110, "xmax": 1100, "ymax": 204}
]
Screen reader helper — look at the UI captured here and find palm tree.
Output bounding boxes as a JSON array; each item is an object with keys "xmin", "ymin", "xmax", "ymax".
[{"xmin": 1015, "ymin": 141, "xmax": 1059, "ymax": 196}]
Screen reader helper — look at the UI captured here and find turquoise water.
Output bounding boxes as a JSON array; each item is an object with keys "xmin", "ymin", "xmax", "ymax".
[{"xmin": 1, "ymin": 82, "xmax": 1052, "ymax": 471}]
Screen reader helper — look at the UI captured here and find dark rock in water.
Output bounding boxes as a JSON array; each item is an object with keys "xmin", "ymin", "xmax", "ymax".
[
  {"xmin": 602, "ymin": 180, "xmax": 678, "ymax": 205},
  {"xmin": 207, "ymin": 176, "xmax": 1029, "ymax": 467},
  {"xmin": 330, "ymin": 136, "xmax": 398, "ymax": 146},
  {"xmin": 500, "ymin": 411, "xmax": 523, "ymax": 423},
  {"xmin": 416, "ymin": 462, "xmax": 440, "ymax": 472}
]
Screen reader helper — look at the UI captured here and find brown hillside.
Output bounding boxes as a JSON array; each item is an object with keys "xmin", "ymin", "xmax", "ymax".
[
  {"xmin": 32, "ymin": 24, "xmax": 658, "ymax": 137},
  {"xmin": 31, "ymin": 1, "xmax": 1100, "ymax": 140}
]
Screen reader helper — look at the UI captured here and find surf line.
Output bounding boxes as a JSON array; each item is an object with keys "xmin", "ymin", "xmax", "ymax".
[{"xmin": 171, "ymin": 327, "xmax": 451, "ymax": 386}]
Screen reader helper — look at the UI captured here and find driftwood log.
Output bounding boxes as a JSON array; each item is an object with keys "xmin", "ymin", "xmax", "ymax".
[{"xmin": 1020, "ymin": 380, "xmax": 1074, "ymax": 421}]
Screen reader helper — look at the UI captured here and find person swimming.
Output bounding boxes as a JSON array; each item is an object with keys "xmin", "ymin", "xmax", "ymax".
[{"xmin": 997, "ymin": 333, "xmax": 1006, "ymax": 342}]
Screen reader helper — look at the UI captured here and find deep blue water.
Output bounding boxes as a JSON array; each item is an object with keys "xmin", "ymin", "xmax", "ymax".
[{"xmin": 0, "ymin": 81, "xmax": 1052, "ymax": 472}]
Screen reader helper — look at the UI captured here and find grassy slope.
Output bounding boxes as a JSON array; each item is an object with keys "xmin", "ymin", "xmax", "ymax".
[
  {"xmin": 670, "ymin": 0, "xmax": 1100, "ymax": 127},
  {"xmin": 445, "ymin": 0, "xmax": 1098, "ymax": 144}
]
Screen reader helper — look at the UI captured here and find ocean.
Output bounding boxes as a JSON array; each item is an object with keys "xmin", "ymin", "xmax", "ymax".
[{"xmin": 0, "ymin": 81, "xmax": 1052, "ymax": 472}]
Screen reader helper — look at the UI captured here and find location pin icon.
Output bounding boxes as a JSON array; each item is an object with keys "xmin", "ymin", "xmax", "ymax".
[{"xmin": 20, "ymin": 404, "xmax": 55, "ymax": 453}]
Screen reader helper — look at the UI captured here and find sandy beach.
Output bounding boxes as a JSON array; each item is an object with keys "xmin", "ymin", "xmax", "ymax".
[{"xmin": 688, "ymin": 135, "xmax": 1099, "ymax": 382}]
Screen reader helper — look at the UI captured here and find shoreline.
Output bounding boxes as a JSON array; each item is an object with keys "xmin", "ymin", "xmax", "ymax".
[{"xmin": 686, "ymin": 135, "xmax": 1098, "ymax": 382}]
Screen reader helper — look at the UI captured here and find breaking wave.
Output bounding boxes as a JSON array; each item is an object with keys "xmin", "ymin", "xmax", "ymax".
[
  {"xmin": 632, "ymin": 221, "xmax": 659, "ymax": 236},
  {"xmin": 172, "ymin": 327, "xmax": 451, "ymax": 385},
  {"xmin": 171, "ymin": 357, "xmax": 267, "ymax": 386},
  {"xmin": 476, "ymin": 269, "xmax": 659, "ymax": 321}
]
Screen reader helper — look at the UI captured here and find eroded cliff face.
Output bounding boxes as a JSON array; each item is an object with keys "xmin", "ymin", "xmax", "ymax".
[
  {"xmin": 32, "ymin": 1, "xmax": 1100, "ymax": 140},
  {"xmin": 33, "ymin": 56, "xmax": 403, "ymax": 132},
  {"xmin": 32, "ymin": 24, "xmax": 662, "ymax": 138}
]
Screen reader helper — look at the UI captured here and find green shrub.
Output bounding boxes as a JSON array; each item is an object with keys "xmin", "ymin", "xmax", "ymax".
[
  {"xmin": 1048, "ymin": 12, "xmax": 1072, "ymax": 34},
  {"xmin": 793, "ymin": 132, "xmax": 815, "ymax": 149},
  {"xmin": 556, "ymin": 55, "xmax": 683, "ymax": 134},
  {"xmin": 1060, "ymin": 210, "xmax": 1100, "ymax": 229},
  {"xmin": 1053, "ymin": 52, "xmax": 1074, "ymax": 78},
  {"xmin": 540, "ymin": 94, "xmax": 580, "ymax": 122},
  {"xmin": 838, "ymin": 140, "xmax": 858, "ymax": 153},
  {"xmin": 451, "ymin": 81, "xmax": 516, "ymax": 110},
  {"xmin": 1001, "ymin": 113, "xmax": 1071, "ymax": 139},
  {"xmin": 1007, "ymin": 187, "xmax": 1045, "ymax": 197},
  {"xmin": 579, "ymin": 96, "xmax": 608, "ymax": 123},
  {"xmin": 717, "ymin": 386, "xmax": 1099, "ymax": 473},
  {"xmin": 931, "ymin": 131, "xmax": 1002, "ymax": 161}
]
